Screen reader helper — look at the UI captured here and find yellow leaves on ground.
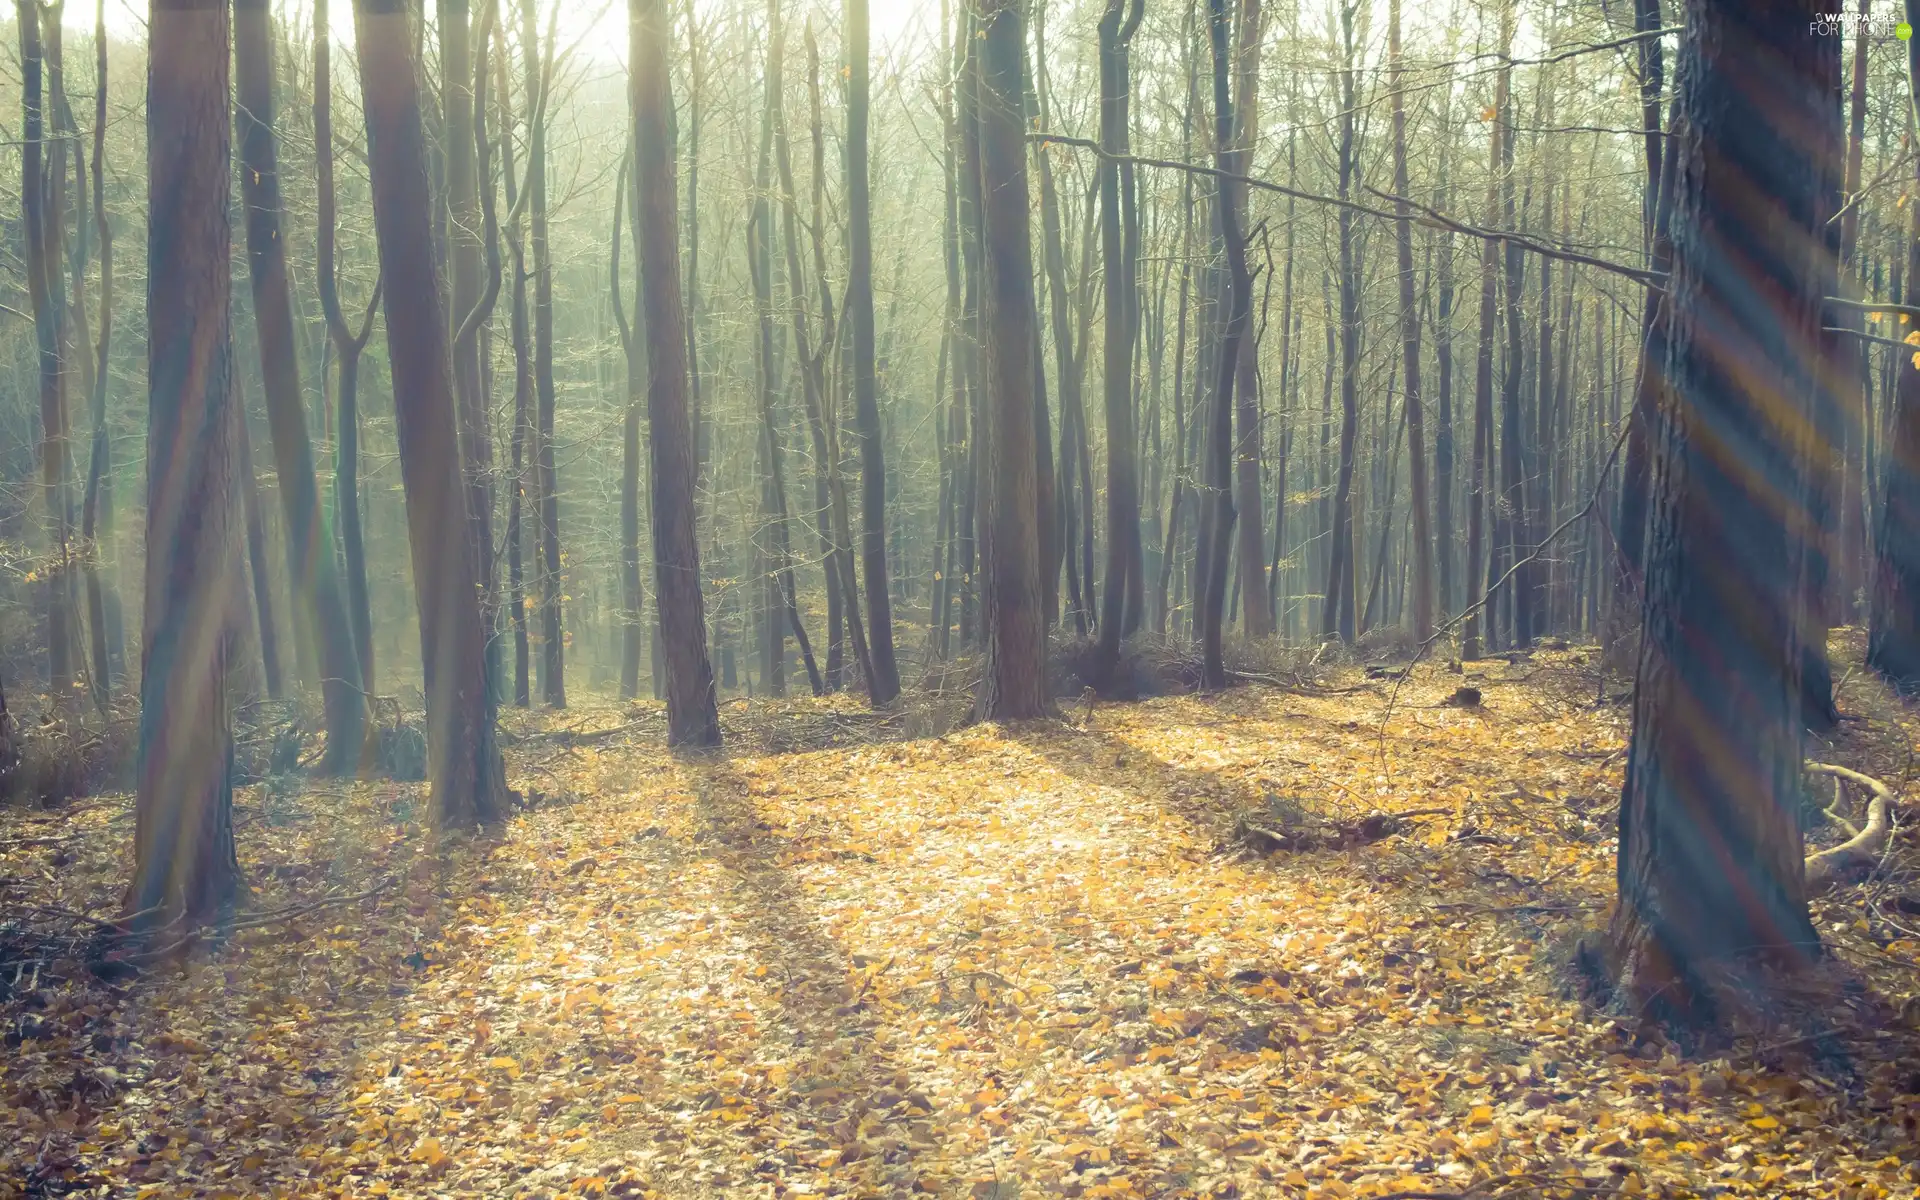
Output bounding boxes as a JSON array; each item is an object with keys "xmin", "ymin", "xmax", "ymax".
[{"xmin": 3, "ymin": 637, "xmax": 1920, "ymax": 1198}]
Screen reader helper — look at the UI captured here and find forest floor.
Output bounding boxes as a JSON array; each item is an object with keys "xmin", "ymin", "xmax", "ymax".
[{"xmin": 6, "ymin": 636, "xmax": 1920, "ymax": 1200}]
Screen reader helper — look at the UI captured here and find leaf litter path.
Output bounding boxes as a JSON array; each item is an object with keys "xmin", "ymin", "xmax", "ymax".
[{"xmin": 8, "ymin": 659, "xmax": 1920, "ymax": 1200}]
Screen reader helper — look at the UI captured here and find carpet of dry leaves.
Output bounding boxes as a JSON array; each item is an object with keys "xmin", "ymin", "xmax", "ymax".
[{"xmin": 5, "ymin": 640, "xmax": 1920, "ymax": 1200}]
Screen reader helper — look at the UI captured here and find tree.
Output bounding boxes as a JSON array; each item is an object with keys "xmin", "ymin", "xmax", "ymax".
[
  {"xmin": 1390, "ymin": 0, "xmax": 1433, "ymax": 643},
  {"xmin": 1200, "ymin": 0, "xmax": 1253, "ymax": 684},
  {"xmin": 1867, "ymin": 0, "xmax": 1920, "ymax": 690},
  {"xmin": 235, "ymin": 0, "xmax": 367, "ymax": 771},
  {"xmin": 632, "ymin": 0, "xmax": 721, "ymax": 748},
  {"xmin": 313, "ymin": 0, "xmax": 383, "ymax": 696},
  {"xmin": 1320, "ymin": 0, "xmax": 1360, "ymax": 645},
  {"xmin": 19, "ymin": 0, "xmax": 74, "ymax": 711},
  {"xmin": 1229, "ymin": 0, "xmax": 1269, "ymax": 639},
  {"xmin": 522, "ymin": 0, "xmax": 565, "ymax": 708},
  {"xmin": 846, "ymin": 0, "xmax": 901, "ymax": 706},
  {"xmin": 973, "ymin": 0, "xmax": 1048, "ymax": 721},
  {"xmin": 1606, "ymin": 0, "xmax": 1838, "ymax": 1022},
  {"xmin": 79, "ymin": 0, "xmax": 123, "ymax": 705},
  {"xmin": 1092, "ymin": 0, "xmax": 1145, "ymax": 687},
  {"xmin": 353, "ymin": 0, "xmax": 508, "ymax": 829},
  {"xmin": 129, "ymin": 0, "xmax": 244, "ymax": 927}
]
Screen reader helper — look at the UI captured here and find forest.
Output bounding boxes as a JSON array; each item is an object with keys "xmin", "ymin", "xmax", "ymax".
[{"xmin": 5, "ymin": 0, "xmax": 1920, "ymax": 1195}]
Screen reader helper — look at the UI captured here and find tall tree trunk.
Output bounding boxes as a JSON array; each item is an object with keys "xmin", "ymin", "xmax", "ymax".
[
  {"xmin": 354, "ymin": 0, "xmax": 508, "ymax": 829},
  {"xmin": 973, "ymin": 0, "xmax": 1048, "ymax": 720},
  {"xmin": 79, "ymin": 0, "xmax": 119, "ymax": 704},
  {"xmin": 443, "ymin": 0, "xmax": 501, "ymax": 706},
  {"xmin": 1462, "ymin": 53, "xmax": 1502, "ymax": 661},
  {"xmin": 1433, "ymin": 82, "xmax": 1457, "ymax": 624},
  {"xmin": 1093, "ymin": 0, "xmax": 1146, "ymax": 685},
  {"xmin": 1607, "ymin": 0, "xmax": 1836, "ymax": 1023},
  {"xmin": 522, "ymin": 0, "xmax": 564, "ymax": 707},
  {"xmin": 1322, "ymin": 0, "xmax": 1360, "ymax": 645},
  {"xmin": 236, "ymin": 0, "xmax": 366, "ymax": 770},
  {"xmin": 315, "ymin": 0, "xmax": 381, "ymax": 697},
  {"xmin": 131, "ymin": 0, "xmax": 243, "ymax": 927},
  {"xmin": 495, "ymin": 24, "xmax": 533, "ymax": 708},
  {"xmin": 19, "ymin": 1, "xmax": 73, "ymax": 710},
  {"xmin": 1390, "ymin": 0, "xmax": 1432, "ymax": 642},
  {"xmin": 750, "ymin": 0, "xmax": 821, "ymax": 696},
  {"xmin": 1495, "ymin": 3, "xmax": 1530, "ymax": 650},
  {"xmin": 632, "ymin": 0, "xmax": 721, "ymax": 747},
  {"xmin": 237, "ymin": 399, "xmax": 283, "ymax": 700},
  {"xmin": 846, "ymin": 0, "xmax": 900, "ymax": 704},
  {"xmin": 1200, "ymin": 0, "xmax": 1251, "ymax": 686},
  {"xmin": 1228, "ymin": 0, "xmax": 1269, "ymax": 639},
  {"xmin": 612, "ymin": 160, "xmax": 645, "ymax": 701},
  {"xmin": 1868, "ymin": 2, "xmax": 1920, "ymax": 690}
]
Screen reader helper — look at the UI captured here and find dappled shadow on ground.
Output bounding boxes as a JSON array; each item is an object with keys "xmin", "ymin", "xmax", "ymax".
[{"xmin": 7, "ymin": 643, "xmax": 1920, "ymax": 1198}]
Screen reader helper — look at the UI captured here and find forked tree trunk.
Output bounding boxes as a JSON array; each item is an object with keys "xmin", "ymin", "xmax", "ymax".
[
  {"xmin": 632, "ymin": 0, "xmax": 721, "ymax": 748},
  {"xmin": 130, "ymin": 0, "xmax": 243, "ymax": 928},
  {"xmin": 1607, "ymin": 0, "xmax": 1837, "ymax": 1023},
  {"xmin": 1321, "ymin": 0, "xmax": 1360, "ymax": 646},
  {"xmin": 354, "ymin": 0, "xmax": 508, "ymax": 830},
  {"xmin": 314, "ymin": 0, "xmax": 381, "ymax": 697},
  {"xmin": 973, "ymin": 0, "xmax": 1048, "ymax": 721},
  {"xmin": 235, "ymin": 0, "xmax": 367, "ymax": 771}
]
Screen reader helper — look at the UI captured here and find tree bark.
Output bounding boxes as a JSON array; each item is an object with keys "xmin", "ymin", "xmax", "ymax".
[
  {"xmin": 131, "ymin": 0, "xmax": 243, "ymax": 928},
  {"xmin": 235, "ymin": 0, "xmax": 366, "ymax": 770},
  {"xmin": 1228, "ymin": 0, "xmax": 1269, "ymax": 639},
  {"xmin": 846, "ymin": 0, "xmax": 900, "ymax": 705},
  {"xmin": 1093, "ymin": 0, "xmax": 1146, "ymax": 686},
  {"xmin": 1867, "ymin": 0, "xmax": 1920, "ymax": 690},
  {"xmin": 1391, "ymin": 0, "xmax": 1433, "ymax": 643},
  {"xmin": 1607, "ymin": 0, "xmax": 1837, "ymax": 1023},
  {"xmin": 354, "ymin": 0, "xmax": 508, "ymax": 829},
  {"xmin": 632, "ymin": 0, "xmax": 721, "ymax": 747},
  {"xmin": 973, "ymin": 0, "xmax": 1048, "ymax": 721},
  {"xmin": 315, "ymin": 0, "xmax": 384, "ymax": 698},
  {"xmin": 1321, "ymin": 0, "xmax": 1360, "ymax": 645},
  {"xmin": 521, "ymin": 0, "xmax": 564, "ymax": 708},
  {"xmin": 19, "ymin": 1, "xmax": 74, "ymax": 711}
]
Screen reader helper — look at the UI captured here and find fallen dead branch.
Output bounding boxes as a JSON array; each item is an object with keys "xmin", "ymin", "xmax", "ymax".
[{"xmin": 1805, "ymin": 763, "xmax": 1898, "ymax": 894}]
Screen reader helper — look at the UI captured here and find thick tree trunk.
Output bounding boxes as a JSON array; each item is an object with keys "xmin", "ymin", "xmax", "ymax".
[
  {"xmin": 131, "ymin": 0, "xmax": 243, "ymax": 928},
  {"xmin": 973, "ymin": 0, "xmax": 1048, "ymax": 721},
  {"xmin": 354, "ymin": 0, "xmax": 508, "ymax": 829},
  {"xmin": 237, "ymin": 399, "xmax": 283, "ymax": 700},
  {"xmin": 846, "ymin": 0, "xmax": 900, "ymax": 705},
  {"xmin": 1867, "ymin": 0, "xmax": 1920, "ymax": 689},
  {"xmin": 1607, "ymin": 0, "xmax": 1837, "ymax": 1023},
  {"xmin": 236, "ymin": 0, "xmax": 366, "ymax": 770},
  {"xmin": 633, "ymin": 0, "xmax": 721, "ymax": 747}
]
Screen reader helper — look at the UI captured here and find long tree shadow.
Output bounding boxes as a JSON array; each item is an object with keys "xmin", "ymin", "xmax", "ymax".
[{"xmin": 616, "ymin": 754, "xmax": 940, "ymax": 1194}]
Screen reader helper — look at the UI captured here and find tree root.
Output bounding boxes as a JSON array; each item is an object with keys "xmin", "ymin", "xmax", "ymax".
[{"xmin": 1805, "ymin": 763, "xmax": 1897, "ymax": 894}]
